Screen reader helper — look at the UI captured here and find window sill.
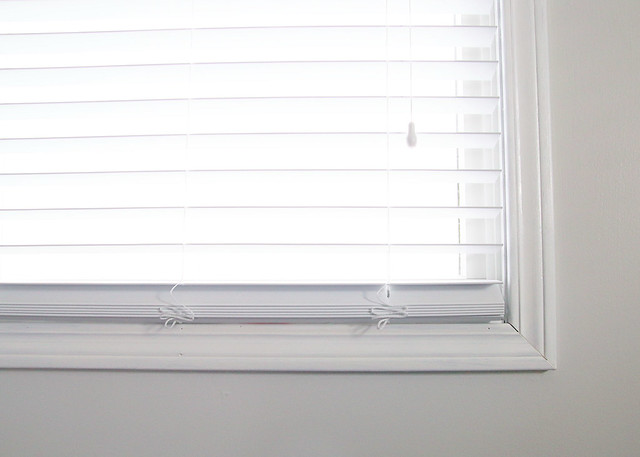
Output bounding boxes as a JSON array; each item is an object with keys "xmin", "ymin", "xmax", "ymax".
[{"xmin": 0, "ymin": 322, "xmax": 553, "ymax": 371}]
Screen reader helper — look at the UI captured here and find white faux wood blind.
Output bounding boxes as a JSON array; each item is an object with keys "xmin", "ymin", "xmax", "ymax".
[{"xmin": 0, "ymin": 0, "xmax": 505, "ymax": 310}]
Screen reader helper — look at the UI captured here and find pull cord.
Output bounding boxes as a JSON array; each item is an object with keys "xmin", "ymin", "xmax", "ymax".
[
  {"xmin": 161, "ymin": 0, "xmax": 196, "ymax": 328},
  {"xmin": 407, "ymin": 0, "xmax": 417, "ymax": 147}
]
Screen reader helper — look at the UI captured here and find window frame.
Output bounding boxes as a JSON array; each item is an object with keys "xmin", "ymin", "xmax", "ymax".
[{"xmin": 0, "ymin": 0, "xmax": 556, "ymax": 372}]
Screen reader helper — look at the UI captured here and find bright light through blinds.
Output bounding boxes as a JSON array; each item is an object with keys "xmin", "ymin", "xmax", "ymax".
[{"xmin": 0, "ymin": 0, "xmax": 503, "ymax": 290}]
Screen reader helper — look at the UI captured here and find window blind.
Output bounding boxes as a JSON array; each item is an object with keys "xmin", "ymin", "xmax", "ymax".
[{"xmin": 0, "ymin": 0, "xmax": 505, "ymax": 323}]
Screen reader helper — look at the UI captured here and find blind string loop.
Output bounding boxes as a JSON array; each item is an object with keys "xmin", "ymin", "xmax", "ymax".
[
  {"xmin": 159, "ymin": 283, "xmax": 195, "ymax": 328},
  {"xmin": 370, "ymin": 284, "xmax": 409, "ymax": 329},
  {"xmin": 159, "ymin": 305, "xmax": 195, "ymax": 328}
]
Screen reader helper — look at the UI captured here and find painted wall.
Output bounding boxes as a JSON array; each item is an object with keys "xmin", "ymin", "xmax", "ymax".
[{"xmin": 1, "ymin": 1, "xmax": 639, "ymax": 456}]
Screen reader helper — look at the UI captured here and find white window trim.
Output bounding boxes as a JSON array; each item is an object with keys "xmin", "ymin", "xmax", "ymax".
[{"xmin": 0, "ymin": 0, "xmax": 556, "ymax": 372}]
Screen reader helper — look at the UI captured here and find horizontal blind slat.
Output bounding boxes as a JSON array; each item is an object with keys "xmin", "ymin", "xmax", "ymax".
[
  {"xmin": 1, "ymin": 26, "xmax": 495, "ymax": 69},
  {"xmin": 1, "ymin": 96, "xmax": 500, "ymax": 110},
  {"xmin": 1, "ymin": 97, "xmax": 499, "ymax": 139},
  {"xmin": 0, "ymin": 171, "xmax": 501, "ymax": 209},
  {"xmin": 0, "ymin": 133, "xmax": 501, "ymax": 170},
  {"xmin": 1, "ymin": 64, "xmax": 497, "ymax": 103},
  {"xmin": 0, "ymin": 0, "xmax": 495, "ymax": 34},
  {"xmin": 0, "ymin": 245, "xmax": 502, "ymax": 284},
  {"xmin": 0, "ymin": 283, "xmax": 503, "ymax": 302},
  {"xmin": 0, "ymin": 64, "xmax": 494, "ymax": 104},
  {"xmin": 0, "ymin": 207, "xmax": 502, "ymax": 246},
  {"xmin": 0, "ymin": 135, "xmax": 500, "ymax": 174}
]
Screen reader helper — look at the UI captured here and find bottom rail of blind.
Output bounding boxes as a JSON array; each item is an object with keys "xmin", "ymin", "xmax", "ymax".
[{"xmin": 0, "ymin": 282, "xmax": 504, "ymax": 323}]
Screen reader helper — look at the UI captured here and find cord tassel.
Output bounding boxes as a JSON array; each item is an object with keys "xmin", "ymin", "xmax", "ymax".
[{"xmin": 407, "ymin": 121, "xmax": 417, "ymax": 147}]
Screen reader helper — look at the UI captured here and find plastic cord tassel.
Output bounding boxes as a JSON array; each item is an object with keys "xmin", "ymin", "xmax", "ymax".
[{"xmin": 407, "ymin": 121, "xmax": 417, "ymax": 147}]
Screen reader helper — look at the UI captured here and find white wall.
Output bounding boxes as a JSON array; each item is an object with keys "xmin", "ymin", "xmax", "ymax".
[{"xmin": 1, "ymin": 1, "xmax": 639, "ymax": 456}]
